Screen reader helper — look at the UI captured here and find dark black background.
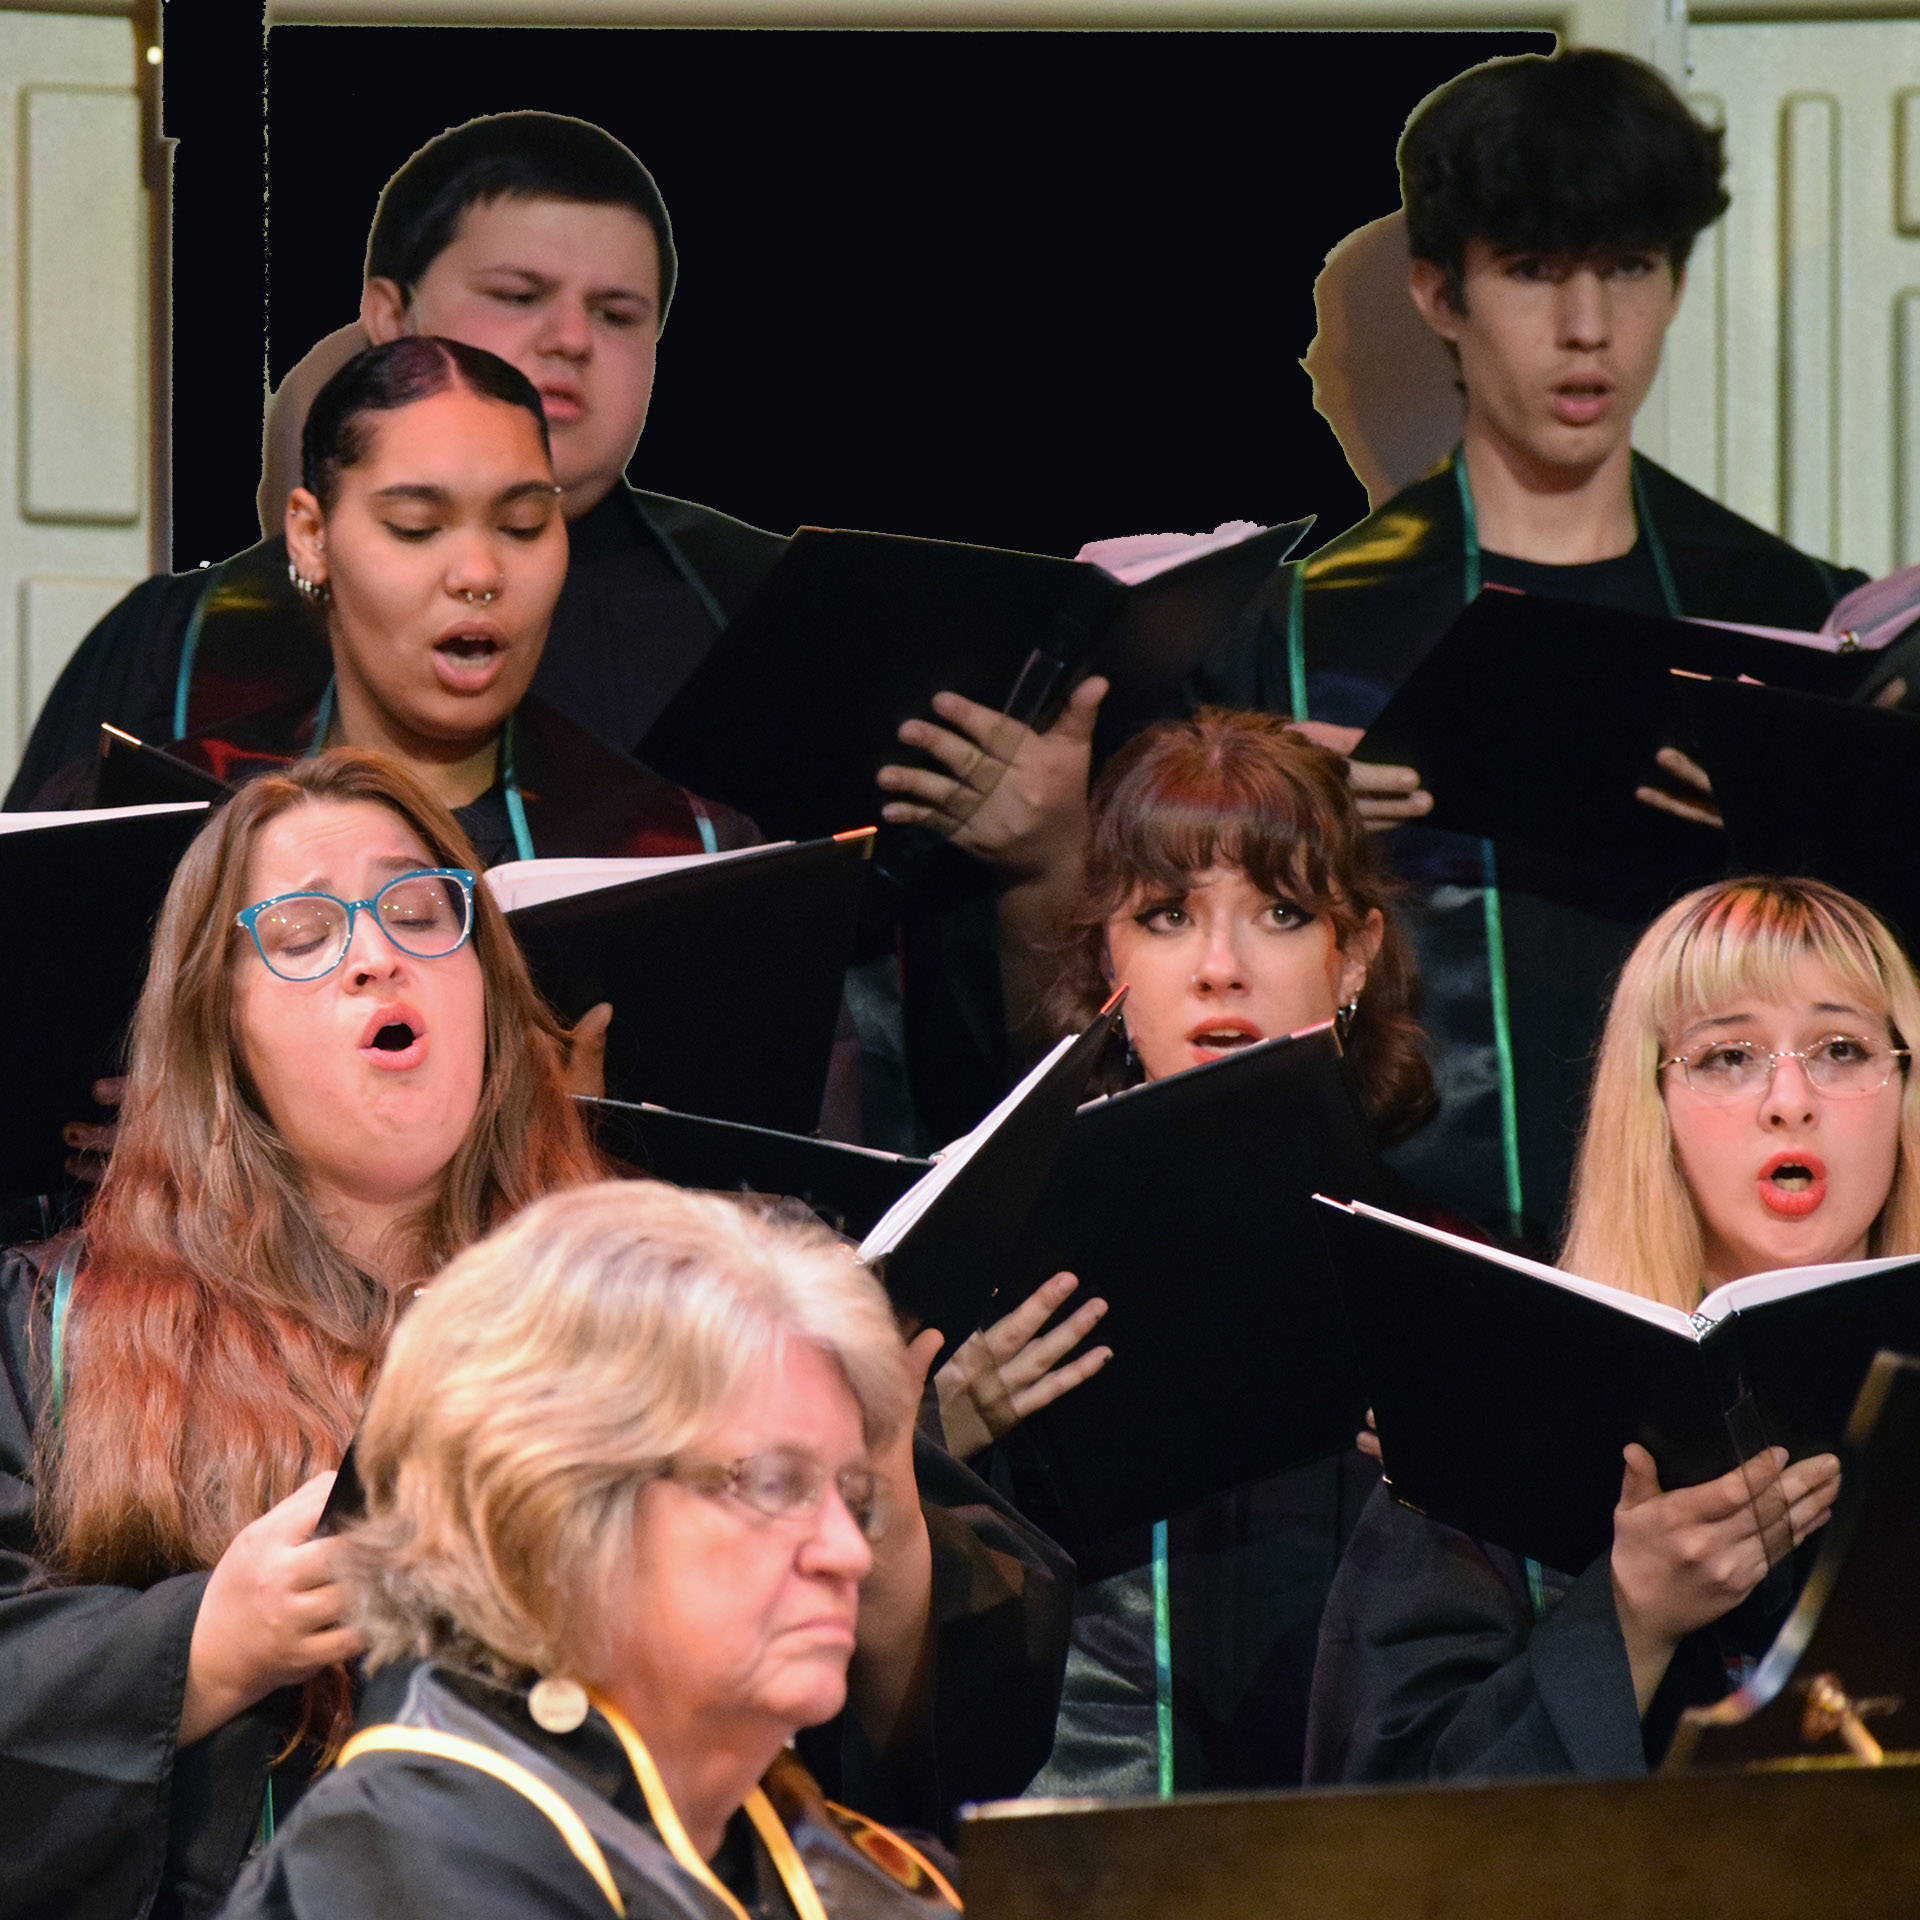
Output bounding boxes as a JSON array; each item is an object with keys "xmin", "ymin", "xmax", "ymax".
[{"xmin": 162, "ymin": 19, "xmax": 1548, "ymax": 572}]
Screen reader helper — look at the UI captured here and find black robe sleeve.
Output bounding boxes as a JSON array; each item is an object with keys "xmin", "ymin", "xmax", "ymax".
[
  {"xmin": 0, "ymin": 1247, "xmax": 296, "ymax": 1920},
  {"xmin": 6, "ymin": 573, "xmax": 207, "ymax": 811},
  {"xmin": 1303, "ymin": 1482, "xmax": 1741, "ymax": 1786},
  {"xmin": 1302, "ymin": 1482, "xmax": 1651, "ymax": 1784},
  {"xmin": 795, "ymin": 1431, "xmax": 1073, "ymax": 1835}
]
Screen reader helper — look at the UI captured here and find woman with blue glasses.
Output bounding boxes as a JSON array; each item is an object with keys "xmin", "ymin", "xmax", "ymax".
[
  {"xmin": 0, "ymin": 749, "xmax": 602, "ymax": 1918},
  {"xmin": 0, "ymin": 747, "xmax": 1074, "ymax": 1917}
]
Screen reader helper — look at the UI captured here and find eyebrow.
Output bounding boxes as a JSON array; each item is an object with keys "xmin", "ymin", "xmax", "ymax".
[
  {"xmin": 1682, "ymin": 1002, "xmax": 1870, "ymax": 1038},
  {"xmin": 369, "ymin": 481, "xmax": 558, "ymax": 507},
  {"xmin": 287, "ymin": 853, "xmax": 424, "ymax": 895}
]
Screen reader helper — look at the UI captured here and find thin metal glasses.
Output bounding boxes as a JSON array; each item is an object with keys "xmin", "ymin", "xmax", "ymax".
[
  {"xmin": 235, "ymin": 868, "xmax": 477, "ymax": 981},
  {"xmin": 1661, "ymin": 1033, "xmax": 1910, "ymax": 1102},
  {"xmin": 656, "ymin": 1448, "xmax": 888, "ymax": 1542}
]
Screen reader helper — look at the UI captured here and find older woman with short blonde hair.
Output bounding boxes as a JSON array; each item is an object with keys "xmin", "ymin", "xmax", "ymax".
[{"xmin": 224, "ymin": 1181, "xmax": 962, "ymax": 1920}]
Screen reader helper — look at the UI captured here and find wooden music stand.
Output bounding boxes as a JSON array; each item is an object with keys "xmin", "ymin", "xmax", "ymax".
[
  {"xmin": 1665, "ymin": 1348, "xmax": 1920, "ymax": 1770},
  {"xmin": 961, "ymin": 1765, "xmax": 1920, "ymax": 1920}
]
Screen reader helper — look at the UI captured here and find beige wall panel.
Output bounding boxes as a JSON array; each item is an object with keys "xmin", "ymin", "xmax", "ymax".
[
  {"xmin": 1898, "ymin": 288, "xmax": 1920, "ymax": 569},
  {"xmin": 1780, "ymin": 92, "xmax": 1839, "ymax": 559},
  {"xmin": 21, "ymin": 84, "xmax": 143, "ymax": 524},
  {"xmin": 1679, "ymin": 21, "xmax": 1920, "ymax": 581},
  {"xmin": 1899, "ymin": 88, "xmax": 1920, "ymax": 238},
  {"xmin": 0, "ymin": 10, "xmax": 146, "ymax": 788},
  {"xmin": 16, "ymin": 571, "xmax": 136, "ymax": 754}
]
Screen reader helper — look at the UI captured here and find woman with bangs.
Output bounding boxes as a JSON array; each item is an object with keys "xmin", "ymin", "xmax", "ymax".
[
  {"xmin": 935, "ymin": 708, "xmax": 1440, "ymax": 1796},
  {"xmin": 1306, "ymin": 875, "xmax": 1917, "ymax": 1783}
]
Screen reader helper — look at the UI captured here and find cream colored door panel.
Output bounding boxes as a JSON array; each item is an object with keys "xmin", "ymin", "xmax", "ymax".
[
  {"xmin": 0, "ymin": 10, "xmax": 148, "ymax": 785},
  {"xmin": 1655, "ymin": 19, "xmax": 1920, "ymax": 580}
]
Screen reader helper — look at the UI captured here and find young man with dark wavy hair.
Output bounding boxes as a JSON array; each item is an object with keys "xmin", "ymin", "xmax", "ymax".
[{"xmin": 1197, "ymin": 46, "xmax": 1867, "ymax": 1239}]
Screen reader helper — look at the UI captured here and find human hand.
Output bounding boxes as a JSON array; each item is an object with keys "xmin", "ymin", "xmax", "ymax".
[
  {"xmin": 62, "ymin": 1077, "xmax": 124, "ymax": 1186},
  {"xmin": 180, "ymin": 1472, "xmax": 369, "ymax": 1746},
  {"xmin": 561, "ymin": 1003, "xmax": 612, "ymax": 1102},
  {"xmin": 1284, "ymin": 721, "xmax": 1432, "ymax": 830},
  {"xmin": 1634, "ymin": 747, "xmax": 1722, "ymax": 829},
  {"xmin": 1355, "ymin": 1406, "xmax": 1382, "ymax": 1463},
  {"xmin": 877, "ymin": 676, "xmax": 1108, "ymax": 881},
  {"xmin": 1609, "ymin": 1443, "xmax": 1839, "ymax": 1714},
  {"xmin": 934, "ymin": 1272, "xmax": 1111, "ymax": 1460}
]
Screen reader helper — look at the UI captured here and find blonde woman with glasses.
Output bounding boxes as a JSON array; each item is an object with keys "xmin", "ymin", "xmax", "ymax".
[
  {"xmin": 223, "ymin": 1181, "xmax": 962, "ymax": 1920},
  {"xmin": 1307, "ymin": 877, "xmax": 1918, "ymax": 1784}
]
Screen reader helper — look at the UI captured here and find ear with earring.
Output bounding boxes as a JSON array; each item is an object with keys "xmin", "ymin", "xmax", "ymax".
[{"xmin": 288, "ymin": 553, "xmax": 330, "ymax": 605}]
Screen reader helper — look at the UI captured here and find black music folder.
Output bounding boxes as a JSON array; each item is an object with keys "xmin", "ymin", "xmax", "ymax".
[
  {"xmin": 490, "ymin": 834, "xmax": 874, "ymax": 1135},
  {"xmin": 95, "ymin": 724, "xmax": 230, "ymax": 807},
  {"xmin": 1354, "ymin": 591, "xmax": 1860, "ymax": 911},
  {"xmin": 991, "ymin": 1023, "xmax": 1405, "ymax": 1549},
  {"xmin": 638, "ymin": 520, "xmax": 1309, "ymax": 843},
  {"xmin": 580, "ymin": 1098, "xmax": 931, "ymax": 1242},
  {"xmin": 855, "ymin": 996, "xmax": 1125, "ymax": 1349},
  {"xmin": 0, "ymin": 803, "xmax": 211, "ymax": 1197},
  {"xmin": 1320, "ymin": 1199, "xmax": 1920, "ymax": 1574},
  {"xmin": 1668, "ymin": 1348, "xmax": 1920, "ymax": 1770},
  {"xmin": 1672, "ymin": 673, "xmax": 1920, "ymax": 946}
]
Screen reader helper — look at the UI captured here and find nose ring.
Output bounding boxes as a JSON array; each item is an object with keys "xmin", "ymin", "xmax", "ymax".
[{"xmin": 461, "ymin": 588, "xmax": 498, "ymax": 606}]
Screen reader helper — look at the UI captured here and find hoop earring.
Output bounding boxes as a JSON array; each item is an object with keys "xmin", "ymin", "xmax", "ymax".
[{"xmin": 288, "ymin": 559, "xmax": 330, "ymax": 605}]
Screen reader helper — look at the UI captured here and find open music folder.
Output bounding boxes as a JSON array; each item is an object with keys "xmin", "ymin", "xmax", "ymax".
[
  {"xmin": 1354, "ymin": 589, "xmax": 1864, "ymax": 912},
  {"xmin": 1671, "ymin": 672, "xmax": 1920, "ymax": 948},
  {"xmin": 1319, "ymin": 1198, "xmax": 1920, "ymax": 1574},
  {"xmin": 0, "ymin": 802, "xmax": 211, "ymax": 1197},
  {"xmin": 486, "ymin": 833, "xmax": 874, "ymax": 1135},
  {"xmin": 638, "ymin": 518, "xmax": 1309, "ymax": 843},
  {"xmin": 987, "ymin": 1022, "xmax": 1413, "ymax": 1549}
]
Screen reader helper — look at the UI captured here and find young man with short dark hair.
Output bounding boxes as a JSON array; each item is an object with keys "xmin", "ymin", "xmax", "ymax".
[
  {"xmin": 9, "ymin": 112, "xmax": 784, "ymax": 805},
  {"xmin": 1196, "ymin": 46, "xmax": 1867, "ymax": 1237}
]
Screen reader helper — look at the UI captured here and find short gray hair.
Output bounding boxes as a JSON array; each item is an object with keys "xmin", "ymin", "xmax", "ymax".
[{"xmin": 339, "ymin": 1181, "xmax": 911, "ymax": 1683}]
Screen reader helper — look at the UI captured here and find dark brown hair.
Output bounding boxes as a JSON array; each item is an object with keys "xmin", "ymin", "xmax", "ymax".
[{"xmin": 1052, "ymin": 709, "xmax": 1436, "ymax": 1144}]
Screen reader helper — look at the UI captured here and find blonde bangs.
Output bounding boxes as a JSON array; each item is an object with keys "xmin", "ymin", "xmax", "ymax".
[{"xmin": 1649, "ymin": 883, "xmax": 1900, "ymax": 1050}]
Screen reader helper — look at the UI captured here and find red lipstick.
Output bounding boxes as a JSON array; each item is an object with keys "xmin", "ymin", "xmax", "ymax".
[{"xmin": 1757, "ymin": 1150, "xmax": 1827, "ymax": 1219}]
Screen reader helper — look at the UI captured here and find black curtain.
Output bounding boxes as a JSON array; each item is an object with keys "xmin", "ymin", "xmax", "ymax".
[{"xmin": 165, "ymin": 22, "xmax": 1551, "ymax": 571}]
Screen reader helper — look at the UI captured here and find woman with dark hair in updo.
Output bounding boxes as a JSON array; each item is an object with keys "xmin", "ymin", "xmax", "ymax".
[
  {"xmin": 161, "ymin": 333, "xmax": 752, "ymax": 869},
  {"xmin": 932, "ymin": 707, "xmax": 1440, "ymax": 1799}
]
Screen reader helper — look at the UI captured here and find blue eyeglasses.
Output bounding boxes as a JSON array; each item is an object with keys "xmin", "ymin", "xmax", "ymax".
[{"xmin": 235, "ymin": 868, "xmax": 477, "ymax": 981}]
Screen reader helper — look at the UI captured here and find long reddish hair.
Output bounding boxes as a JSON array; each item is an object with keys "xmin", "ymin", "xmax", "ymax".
[
  {"xmin": 1053, "ymin": 709, "xmax": 1437, "ymax": 1144},
  {"xmin": 41, "ymin": 751, "xmax": 602, "ymax": 1591}
]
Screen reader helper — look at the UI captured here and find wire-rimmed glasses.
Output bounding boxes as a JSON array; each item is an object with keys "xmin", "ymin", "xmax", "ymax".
[
  {"xmin": 655, "ymin": 1448, "xmax": 888, "ymax": 1543},
  {"xmin": 235, "ymin": 868, "xmax": 477, "ymax": 982},
  {"xmin": 1660, "ymin": 1033, "xmax": 1910, "ymax": 1102}
]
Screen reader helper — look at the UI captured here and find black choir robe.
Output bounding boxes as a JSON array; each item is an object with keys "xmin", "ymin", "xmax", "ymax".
[
  {"xmin": 1192, "ymin": 452, "xmax": 1868, "ymax": 1239},
  {"xmin": 223, "ymin": 1661, "xmax": 961, "ymax": 1920},
  {"xmin": 6, "ymin": 486, "xmax": 785, "ymax": 807},
  {"xmin": 159, "ymin": 690, "xmax": 761, "ymax": 869},
  {"xmin": 1302, "ymin": 1480, "xmax": 1811, "ymax": 1784},
  {"xmin": 0, "ymin": 1244, "xmax": 1073, "ymax": 1919}
]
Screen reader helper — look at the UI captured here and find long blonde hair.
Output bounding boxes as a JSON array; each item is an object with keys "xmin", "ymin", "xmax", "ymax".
[{"xmin": 1562, "ymin": 877, "xmax": 1920, "ymax": 1309}]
